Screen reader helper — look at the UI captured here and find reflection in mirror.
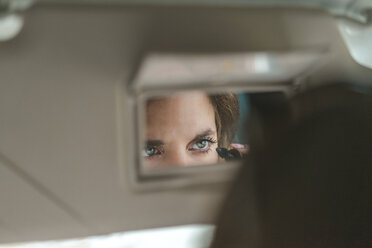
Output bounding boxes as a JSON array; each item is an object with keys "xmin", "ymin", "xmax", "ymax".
[{"xmin": 140, "ymin": 89, "xmax": 287, "ymax": 170}]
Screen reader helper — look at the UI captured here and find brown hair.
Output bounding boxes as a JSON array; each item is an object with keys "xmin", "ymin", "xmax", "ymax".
[{"xmin": 209, "ymin": 93, "xmax": 240, "ymax": 148}]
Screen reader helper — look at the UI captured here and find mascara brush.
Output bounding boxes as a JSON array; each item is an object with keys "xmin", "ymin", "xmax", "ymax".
[{"xmin": 216, "ymin": 147, "xmax": 241, "ymax": 161}]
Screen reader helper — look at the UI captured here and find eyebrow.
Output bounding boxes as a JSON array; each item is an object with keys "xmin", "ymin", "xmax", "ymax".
[
  {"xmin": 146, "ymin": 129, "xmax": 216, "ymax": 148},
  {"xmin": 146, "ymin": 140, "xmax": 164, "ymax": 147}
]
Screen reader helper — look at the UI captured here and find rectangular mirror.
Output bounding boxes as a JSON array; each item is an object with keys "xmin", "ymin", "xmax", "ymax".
[
  {"xmin": 128, "ymin": 50, "xmax": 324, "ymax": 186},
  {"xmin": 137, "ymin": 87, "xmax": 290, "ymax": 174}
]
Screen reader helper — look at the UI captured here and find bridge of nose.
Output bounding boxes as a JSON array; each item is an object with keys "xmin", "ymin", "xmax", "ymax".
[{"xmin": 164, "ymin": 143, "xmax": 191, "ymax": 166}]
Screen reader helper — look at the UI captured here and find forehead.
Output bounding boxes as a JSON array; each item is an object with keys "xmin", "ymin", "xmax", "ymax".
[{"xmin": 146, "ymin": 92, "xmax": 216, "ymax": 140}]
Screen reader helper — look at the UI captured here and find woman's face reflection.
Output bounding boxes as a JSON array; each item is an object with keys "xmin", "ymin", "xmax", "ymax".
[{"xmin": 144, "ymin": 92, "xmax": 219, "ymax": 168}]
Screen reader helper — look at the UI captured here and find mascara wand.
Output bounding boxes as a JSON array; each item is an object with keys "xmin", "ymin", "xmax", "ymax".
[{"xmin": 216, "ymin": 147, "xmax": 241, "ymax": 161}]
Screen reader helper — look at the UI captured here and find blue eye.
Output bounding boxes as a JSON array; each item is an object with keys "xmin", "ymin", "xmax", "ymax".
[
  {"xmin": 194, "ymin": 140, "xmax": 209, "ymax": 149},
  {"xmin": 143, "ymin": 147, "xmax": 161, "ymax": 157},
  {"xmin": 191, "ymin": 139, "xmax": 215, "ymax": 151}
]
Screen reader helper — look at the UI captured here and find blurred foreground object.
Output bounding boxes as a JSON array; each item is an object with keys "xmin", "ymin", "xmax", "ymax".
[{"xmin": 211, "ymin": 84, "xmax": 372, "ymax": 248}]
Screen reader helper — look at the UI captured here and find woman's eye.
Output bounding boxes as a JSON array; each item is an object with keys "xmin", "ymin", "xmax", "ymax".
[
  {"xmin": 191, "ymin": 139, "xmax": 211, "ymax": 151},
  {"xmin": 143, "ymin": 147, "xmax": 161, "ymax": 157}
]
